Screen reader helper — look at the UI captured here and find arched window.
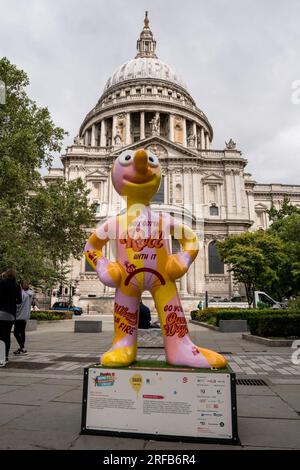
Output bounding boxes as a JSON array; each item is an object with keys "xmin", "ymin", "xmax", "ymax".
[
  {"xmin": 171, "ymin": 237, "xmax": 181, "ymax": 254},
  {"xmin": 85, "ymin": 259, "xmax": 94, "ymax": 273},
  {"xmin": 210, "ymin": 205, "xmax": 219, "ymax": 216},
  {"xmin": 208, "ymin": 240, "xmax": 224, "ymax": 274},
  {"xmin": 152, "ymin": 176, "xmax": 164, "ymax": 203},
  {"xmin": 175, "ymin": 184, "xmax": 182, "ymax": 203}
]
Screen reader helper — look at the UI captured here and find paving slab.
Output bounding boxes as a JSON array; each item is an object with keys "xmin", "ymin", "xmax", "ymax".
[
  {"xmin": 238, "ymin": 417, "xmax": 300, "ymax": 449},
  {"xmin": 144, "ymin": 440, "xmax": 241, "ymax": 450},
  {"xmin": 236, "ymin": 385, "xmax": 276, "ymax": 396},
  {"xmin": 0, "ymin": 403, "xmax": 37, "ymax": 426},
  {"xmin": 52, "ymin": 387, "xmax": 82, "ymax": 404},
  {"xmin": 0, "ymin": 427, "xmax": 78, "ymax": 450},
  {"xmin": 269, "ymin": 385, "xmax": 300, "ymax": 412},
  {"xmin": 0, "ymin": 384, "xmax": 21, "ymax": 395},
  {"xmin": 237, "ymin": 395, "xmax": 299, "ymax": 419},
  {"xmin": 6, "ymin": 401, "xmax": 81, "ymax": 433},
  {"xmin": 71, "ymin": 435, "xmax": 146, "ymax": 450},
  {"xmin": 0, "ymin": 383, "xmax": 75, "ymax": 406},
  {"xmin": 41, "ymin": 377, "xmax": 82, "ymax": 386},
  {"xmin": 0, "ymin": 375, "xmax": 44, "ymax": 386}
]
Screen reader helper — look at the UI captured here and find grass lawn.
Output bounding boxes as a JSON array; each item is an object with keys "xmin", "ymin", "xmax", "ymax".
[{"xmin": 92, "ymin": 359, "xmax": 229, "ymax": 373}]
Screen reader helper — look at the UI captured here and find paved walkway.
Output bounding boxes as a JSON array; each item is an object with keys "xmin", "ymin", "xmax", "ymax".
[
  {"xmin": 6, "ymin": 350, "xmax": 300, "ymax": 378},
  {"xmin": 0, "ymin": 318, "xmax": 300, "ymax": 450}
]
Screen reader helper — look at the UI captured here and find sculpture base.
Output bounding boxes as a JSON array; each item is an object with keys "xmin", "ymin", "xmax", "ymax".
[{"xmin": 81, "ymin": 361, "xmax": 239, "ymax": 444}]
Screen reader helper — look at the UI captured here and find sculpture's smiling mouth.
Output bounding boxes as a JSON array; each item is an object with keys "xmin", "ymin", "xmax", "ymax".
[{"xmin": 123, "ymin": 173, "xmax": 155, "ymax": 185}]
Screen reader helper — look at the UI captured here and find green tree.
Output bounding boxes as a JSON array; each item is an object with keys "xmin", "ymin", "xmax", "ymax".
[
  {"xmin": 268, "ymin": 213, "xmax": 300, "ymax": 298},
  {"xmin": 218, "ymin": 231, "xmax": 286, "ymax": 306},
  {"xmin": 0, "ymin": 57, "xmax": 65, "ymax": 204},
  {"xmin": 0, "ymin": 57, "xmax": 95, "ymax": 287},
  {"xmin": 24, "ymin": 179, "xmax": 96, "ymax": 270},
  {"xmin": 267, "ymin": 196, "xmax": 300, "ymax": 222}
]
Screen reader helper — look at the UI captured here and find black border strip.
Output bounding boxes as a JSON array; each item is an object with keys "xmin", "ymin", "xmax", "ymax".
[{"xmin": 81, "ymin": 367, "xmax": 89, "ymax": 433}]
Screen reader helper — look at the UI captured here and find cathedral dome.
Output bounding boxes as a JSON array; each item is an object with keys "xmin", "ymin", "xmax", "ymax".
[
  {"xmin": 103, "ymin": 12, "xmax": 187, "ymax": 94},
  {"xmin": 103, "ymin": 57, "xmax": 187, "ymax": 93}
]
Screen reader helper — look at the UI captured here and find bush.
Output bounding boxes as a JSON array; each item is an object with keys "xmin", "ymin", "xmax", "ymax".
[
  {"xmin": 30, "ymin": 310, "xmax": 73, "ymax": 321},
  {"xmin": 289, "ymin": 297, "xmax": 300, "ymax": 310},
  {"xmin": 248, "ymin": 315, "xmax": 300, "ymax": 338},
  {"xmin": 190, "ymin": 308, "xmax": 300, "ymax": 326}
]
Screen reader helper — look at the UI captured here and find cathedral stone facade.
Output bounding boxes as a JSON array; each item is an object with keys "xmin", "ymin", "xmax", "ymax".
[{"xmin": 45, "ymin": 13, "xmax": 300, "ymax": 312}]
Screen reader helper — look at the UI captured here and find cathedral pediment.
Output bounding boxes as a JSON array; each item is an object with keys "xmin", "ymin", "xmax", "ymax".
[
  {"xmin": 109, "ymin": 135, "xmax": 199, "ymax": 160},
  {"xmin": 85, "ymin": 169, "xmax": 108, "ymax": 179},
  {"xmin": 202, "ymin": 173, "xmax": 224, "ymax": 184}
]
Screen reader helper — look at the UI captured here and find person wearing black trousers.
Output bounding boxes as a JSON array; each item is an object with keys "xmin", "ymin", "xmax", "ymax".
[
  {"xmin": 0, "ymin": 269, "xmax": 22, "ymax": 366},
  {"xmin": 13, "ymin": 281, "xmax": 33, "ymax": 355}
]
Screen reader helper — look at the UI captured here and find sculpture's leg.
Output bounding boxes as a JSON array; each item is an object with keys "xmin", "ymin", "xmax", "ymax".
[
  {"xmin": 101, "ymin": 288, "xmax": 140, "ymax": 367},
  {"xmin": 151, "ymin": 282, "xmax": 227, "ymax": 369}
]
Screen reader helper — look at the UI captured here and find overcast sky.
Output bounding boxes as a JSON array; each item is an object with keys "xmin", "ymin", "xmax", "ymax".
[{"xmin": 1, "ymin": 0, "xmax": 300, "ymax": 184}]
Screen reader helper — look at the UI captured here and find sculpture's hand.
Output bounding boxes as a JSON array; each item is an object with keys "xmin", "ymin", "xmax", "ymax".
[
  {"xmin": 166, "ymin": 254, "xmax": 188, "ymax": 281},
  {"xmin": 106, "ymin": 261, "xmax": 123, "ymax": 287},
  {"xmin": 86, "ymin": 250, "xmax": 123, "ymax": 287}
]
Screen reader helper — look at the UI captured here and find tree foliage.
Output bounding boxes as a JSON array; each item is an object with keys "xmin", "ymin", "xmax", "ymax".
[
  {"xmin": 217, "ymin": 231, "xmax": 285, "ymax": 305},
  {"xmin": 0, "ymin": 57, "xmax": 95, "ymax": 287}
]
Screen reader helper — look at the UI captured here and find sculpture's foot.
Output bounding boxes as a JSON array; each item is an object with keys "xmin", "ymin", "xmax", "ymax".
[
  {"xmin": 101, "ymin": 345, "xmax": 137, "ymax": 367},
  {"xmin": 197, "ymin": 347, "xmax": 228, "ymax": 369},
  {"xmin": 166, "ymin": 343, "xmax": 227, "ymax": 369}
]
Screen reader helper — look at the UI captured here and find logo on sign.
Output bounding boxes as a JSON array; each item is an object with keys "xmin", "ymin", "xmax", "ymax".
[{"xmin": 93, "ymin": 372, "xmax": 116, "ymax": 387}]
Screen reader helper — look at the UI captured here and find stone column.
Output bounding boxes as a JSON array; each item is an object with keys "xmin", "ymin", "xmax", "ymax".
[
  {"xmin": 112, "ymin": 115, "xmax": 118, "ymax": 145},
  {"xmin": 125, "ymin": 112, "xmax": 131, "ymax": 145},
  {"xmin": 182, "ymin": 118, "xmax": 187, "ymax": 147},
  {"xmin": 169, "ymin": 114, "xmax": 174, "ymax": 141},
  {"xmin": 183, "ymin": 170, "xmax": 190, "ymax": 211},
  {"xmin": 187, "ymin": 269, "xmax": 193, "ymax": 294},
  {"xmin": 84, "ymin": 131, "xmax": 89, "ymax": 146},
  {"xmin": 248, "ymin": 190, "xmax": 256, "ymax": 225},
  {"xmin": 234, "ymin": 170, "xmax": 242, "ymax": 215},
  {"xmin": 180, "ymin": 273, "xmax": 188, "ymax": 294},
  {"xmin": 200, "ymin": 127, "xmax": 205, "ymax": 149},
  {"xmin": 153, "ymin": 112, "xmax": 160, "ymax": 136},
  {"xmin": 91, "ymin": 124, "xmax": 96, "ymax": 147},
  {"xmin": 205, "ymin": 133, "xmax": 210, "ymax": 150},
  {"xmin": 192, "ymin": 122, "xmax": 197, "ymax": 147},
  {"xmin": 225, "ymin": 169, "xmax": 233, "ymax": 218},
  {"xmin": 100, "ymin": 119, "xmax": 106, "ymax": 147},
  {"xmin": 140, "ymin": 112, "xmax": 145, "ymax": 140}
]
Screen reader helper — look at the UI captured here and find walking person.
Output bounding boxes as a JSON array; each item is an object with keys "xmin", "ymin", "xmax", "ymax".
[
  {"xmin": 14, "ymin": 281, "xmax": 33, "ymax": 355},
  {"xmin": 0, "ymin": 269, "xmax": 22, "ymax": 366}
]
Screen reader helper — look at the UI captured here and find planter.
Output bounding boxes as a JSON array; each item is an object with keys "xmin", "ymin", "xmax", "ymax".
[
  {"xmin": 189, "ymin": 319, "xmax": 220, "ymax": 331},
  {"xmin": 74, "ymin": 319, "xmax": 102, "ymax": 333},
  {"xmin": 242, "ymin": 333, "xmax": 297, "ymax": 347},
  {"xmin": 219, "ymin": 319, "xmax": 248, "ymax": 333}
]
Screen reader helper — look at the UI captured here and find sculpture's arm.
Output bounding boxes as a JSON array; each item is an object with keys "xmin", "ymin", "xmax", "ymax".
[
  {"xmin": 166, "ymin": 218, "xmax": 199, "ymax": 281},
  {"xmin": 84, "ymin": 219, "xmax": 122, "ymax": 288}
]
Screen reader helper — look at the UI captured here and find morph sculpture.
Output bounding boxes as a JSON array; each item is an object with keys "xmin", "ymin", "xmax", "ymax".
[{"xmin": 84, "ymin": 148, "xmax": 227, "ymax": 369}]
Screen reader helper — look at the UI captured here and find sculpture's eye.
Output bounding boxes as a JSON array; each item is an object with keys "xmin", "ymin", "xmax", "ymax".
[
  {"xmin": 118, "ymin": 152, "xmax": 133, "ymax": 166},
  {"xmin": 148, "ymin": 154, "xmax": 159, "ymax": 167}
]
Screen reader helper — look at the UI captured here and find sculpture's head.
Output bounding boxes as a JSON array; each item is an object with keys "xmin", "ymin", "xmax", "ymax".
[{"xmin": 112, "ymin": 149, "xmax": 161, "ymax": 205}]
